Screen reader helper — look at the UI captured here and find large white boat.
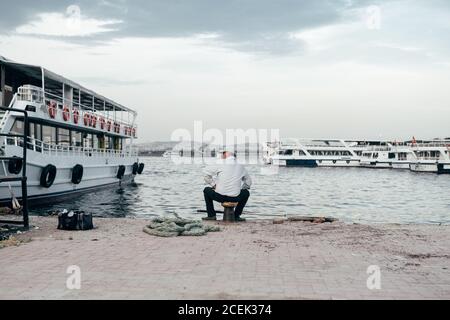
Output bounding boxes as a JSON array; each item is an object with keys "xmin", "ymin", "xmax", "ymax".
[
  {"xmin": 0, "ymin": 56, "xmax": 144, "ymax": 206},
  {"xmin": 264, "ymin": 137, "xmax": 450, "ymax": 173},
  {"xmin": 409, "ymin": 140, "xmax": 450, "ymax": 174},
  {"xmin": 263, "ymin": 138, "xmax": 363, "ymax": 167},
  {"xmin": 359, "ymin": 142, "xmax": 417, "ymax": 169}
]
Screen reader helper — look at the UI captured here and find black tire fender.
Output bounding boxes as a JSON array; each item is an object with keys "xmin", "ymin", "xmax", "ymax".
[
  {"xmin": 117, "ymin": 165, "xmax": 126, "ymax": 179},
  {"xmin": 132, "ymin": 162, "xmax": 139, "ymax": 175},
  {"xmin": 137, "ymin": 163, "xmax": 144, "ymax": 174},
  {"xmin": 40, "ymin": 164, "xmax": 57, "ymax": 188},
  {"xmin": 71, "ymin": 164, "xmax": 84, "ymax": 184},
  {"xmin": 8, "ymin": 156, "xmax": 23, "ymax": 174}
]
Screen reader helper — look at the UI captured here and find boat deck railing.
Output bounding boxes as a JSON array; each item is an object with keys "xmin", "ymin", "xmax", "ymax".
[
  {"xmin": 410, "ymin": 143, "xmax": 450, "ymax": 148},
  {"xmin": 303, "ymin": 144, "xmax": 348, "ymax": 148},
  {"xmin": 17, "ymin": 85, "xmax": 137, "ymax": 131},
  {"xmin": 4, "ymin": 136, "xmax": 137, "ymax": 158},
  {"xmin": 362, "ymin": 146, "xmax": 391, "ymax": 151}
]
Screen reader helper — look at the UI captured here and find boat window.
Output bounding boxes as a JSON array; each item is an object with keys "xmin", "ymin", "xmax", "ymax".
[
  {"xmin": 19, "ymin": 118, "xmax": 129, "ymax": 151},
  {"xmin": 72, "ymin": 131, "xmax": 82, "ymax": 147},
  {"xmin": 29, "ymin": 122, "xmax": 36, "ymax": 138},
  {"xmin": 92, "ymin": 134, "xmax": 99, "ymax": 149},
  {"xmin": 104, "ymin": 136, "xmax": 110, "ymax": 149},
  {"xmin": 58, "ymin": 128, "xmax": 70, "ymax": 146},
  {"xmin": 98, "ymin": 135, "xmax": 105, "ymax": 149},
  {"xmin": 42, "ymin": 125, "xmax": 56, "ymax": 144},
  {"xmin": 430, "ymin": 151, "xmax": 440, "ymax": 158},
  {"xmin": 34, "ymin": 123, "xmax": 42, "ymax": 141},
  {"xmin": 113, "ymin": 137, "xmax": 122, "ymax": 150},
  {"xmin": 388, "ymin": 152, "xmax": 395, "ymax": 159},
  {"xmin": 83, "ymin": 133, "xmax": 92, "ymax": 148},
  {"xmin": 11, "ymin": 119, "xmax": 24, "ymax": 134}
]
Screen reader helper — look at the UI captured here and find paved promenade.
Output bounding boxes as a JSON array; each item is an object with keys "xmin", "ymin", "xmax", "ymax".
[{"xmin": 0, "ymin": 216, "xmax": 449, "ymax": 299}]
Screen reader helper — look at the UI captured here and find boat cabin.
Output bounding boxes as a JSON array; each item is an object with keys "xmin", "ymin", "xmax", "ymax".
[{"xmin": 0, "ymin": 57, "xmax": 137, "ymax": 154}]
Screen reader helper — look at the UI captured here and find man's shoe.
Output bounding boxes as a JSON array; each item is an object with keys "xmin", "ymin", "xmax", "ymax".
[
  {"xmin": 235, "ymin": 216, "xmax": 246, "ymax": 222},
  {"xmin": 202, "ymin": 216, "xmax": 217, "ymax": 221}
]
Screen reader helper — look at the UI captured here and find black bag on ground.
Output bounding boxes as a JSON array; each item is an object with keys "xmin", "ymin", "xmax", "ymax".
[
  {"xmin": 77, "ymin": 211, "xmax": 94, "ymax": 230},
  {"xmin": 57, "ymin": 210, "xmax": 93, "ymax": 231}
]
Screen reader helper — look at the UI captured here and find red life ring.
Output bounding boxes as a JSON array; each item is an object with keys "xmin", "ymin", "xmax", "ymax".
[
  {"xmin": 83, "ymin": 113, "xmax": 91, "ymax": 126},
  {"xmin": 99, "ymin": 117, "xmax": 106, "ymax": 130},
  {"xmin": 62, "ymin": 105, "xmax": 70, "ymax": 121},
  {"xmin": 106, "ymin": 120, "xmax": 112, "ymax": 131},
  {"xmin": 91, "ymin": 114, "xmax": 97, "ymax": 128},
  {"xmin": 73, "ymin": 108, "xmax": 80, "ymax": 124},
  {"xmin": 48, "ymin": 101, "xmax": 57, "ymax": 119}
]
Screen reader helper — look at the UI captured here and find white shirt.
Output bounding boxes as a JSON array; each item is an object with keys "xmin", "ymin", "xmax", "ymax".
[{"xmin": 203, "ymin": 156, "xmax": 252, "ymax": 197}]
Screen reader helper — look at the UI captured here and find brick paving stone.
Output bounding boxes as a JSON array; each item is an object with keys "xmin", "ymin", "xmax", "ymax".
[{"xmin": 0, "ymin": 216, "xmax": 449, "ymax": 299}]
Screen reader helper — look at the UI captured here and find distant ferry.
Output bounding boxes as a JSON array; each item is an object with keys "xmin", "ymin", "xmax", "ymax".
[
  {"xmin": 264, "ymin": 138, "xmax": 450, "ymax": 174},
  {"xmin": 360, "ymin": 139, "xmax": 450, "ymax": 173},
  {"xmin": 409, "ymin": 140, "xmax": 450, "ymax": 174},
  {"xmin": 263, "ymin": 139, "xmax": 364, "ymax": 167},
  {"xmin": 0, "ymin": 56, "xmax": 144, "ymax": 205},
  {"xmin": 359, "ymin": 142, "xmax": 416, "ymax": 169}
]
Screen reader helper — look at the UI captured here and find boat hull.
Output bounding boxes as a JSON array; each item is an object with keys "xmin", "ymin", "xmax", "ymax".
[
  {"xmin": 273, "ymin": 158, "xmax": 360, "ymax": 168},
  {"xmin": 409, "ymin": 163, "xmax": 438, "ymax": 173},
  {"xmin": 359, "ymin": 161, "xmax": 392, "ymax": 169},
  {"xmin": 437, "ymin": 163, "xmax": 450, "ymax": 174},
  {"xmin": 0, "ymin": 145, "xmax": 139, "ymax": 206},
  {"xmin": 316, "ymin": 160, "xmax": 360, "ymax": 167},
  {"xmin": 273, "ymin": 159, "xmax": 318, "ymax": 167},
  {"xmin": 0, "ymin": 174, "xmax": 134, "ymax": 206},
  {"xmin": 391, "ymin": 162, "xmax": 412, "ymax": 169}
]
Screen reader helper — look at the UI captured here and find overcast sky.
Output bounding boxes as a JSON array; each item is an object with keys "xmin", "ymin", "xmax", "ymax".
[{"xmin": 1, "ymin": 0, "xmax": 449, "ymax": 142}]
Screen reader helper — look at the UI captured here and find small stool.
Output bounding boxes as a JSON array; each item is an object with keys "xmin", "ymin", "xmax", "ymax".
[{"xmin": 222, "ymin": 202, "xmax": 238, "ymax": 222}]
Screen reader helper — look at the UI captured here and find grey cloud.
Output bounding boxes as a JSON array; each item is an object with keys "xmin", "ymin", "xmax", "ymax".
[
  {"xmin": 1, "ymin": 0, "xmax": 394, "ymax": 54},
  {"xmin": 74, "ymin": 76, "xmax": 148, "ymax": 86}
]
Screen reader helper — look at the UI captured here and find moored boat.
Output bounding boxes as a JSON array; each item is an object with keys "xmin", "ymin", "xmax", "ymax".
[
  {"xmin": 359, "ymin": 142, "xmax": 417, "ymax": 169},
  {"xmin": 409, "ymin": 140, "xmax": 450, "ymax": 174},
  {"xmin": 264, "ymin": 138, "xmax": 362, "ymax": 167},
  {"xmin": 0, "ymin": 56, "xmax": 144, "ymax": 205}
]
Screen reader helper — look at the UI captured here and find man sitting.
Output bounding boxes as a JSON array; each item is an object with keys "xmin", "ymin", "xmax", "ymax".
[{"xmin": 202, "ymin": 150, "xmax": 252, "ymax": 221}]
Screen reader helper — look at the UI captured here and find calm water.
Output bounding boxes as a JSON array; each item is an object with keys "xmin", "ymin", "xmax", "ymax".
[{"xmin": 33, "ymin": 157, "xmax": 450, "ymax": 224}]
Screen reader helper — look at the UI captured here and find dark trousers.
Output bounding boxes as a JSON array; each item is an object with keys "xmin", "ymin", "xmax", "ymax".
[{"xmin": 203, "ymin": 187, "xmax": 250, "ymax": 217}]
